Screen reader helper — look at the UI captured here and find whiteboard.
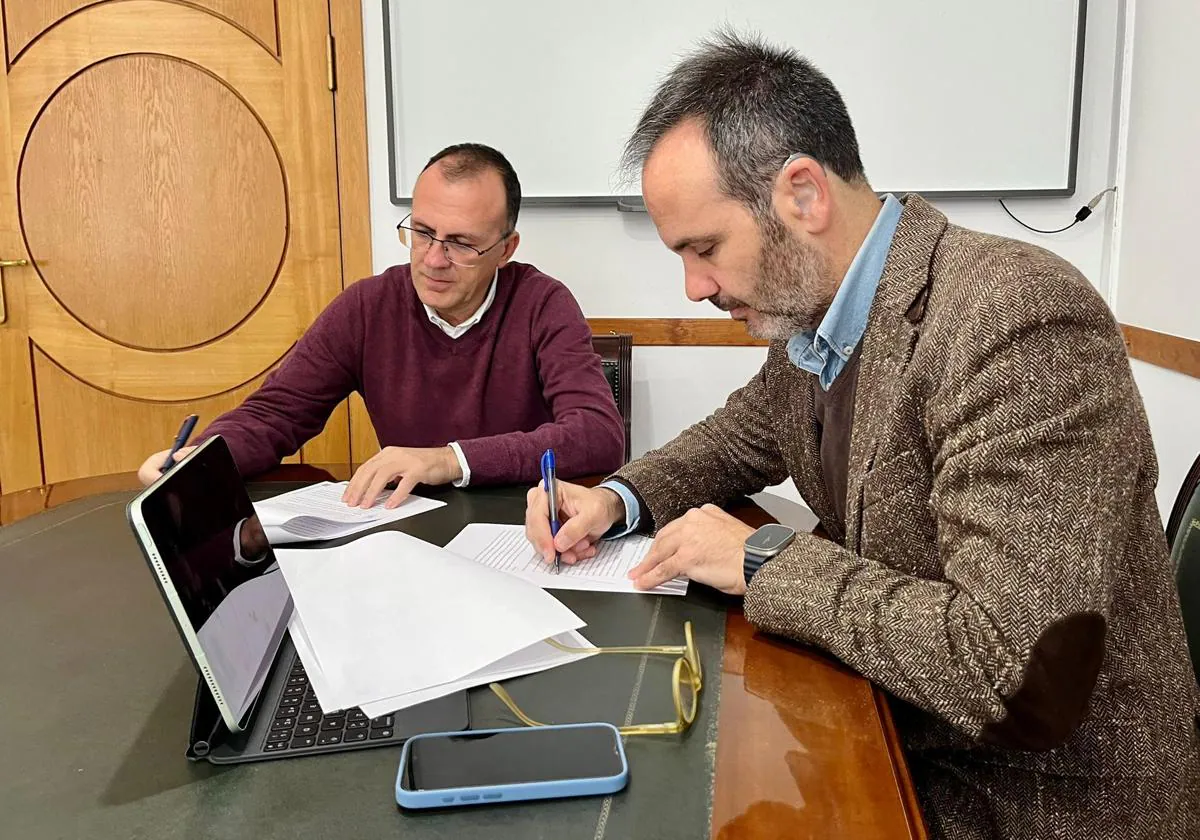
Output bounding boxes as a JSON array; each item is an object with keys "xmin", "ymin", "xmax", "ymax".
[{"xmin": 382, "ymin": 0, "xmax": 1085, "ymax": 204}]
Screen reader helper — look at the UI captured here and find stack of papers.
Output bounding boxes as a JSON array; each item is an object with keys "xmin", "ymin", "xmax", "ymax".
[
  {"xmin": 254, "ymin": 481, "xmax": 445, "ymax": 544},
  {"xmin": 276, "ymin": 531, "xmax": 594, "ymax": 715},
  {"xmin": 445, "ymin": 523, "xmax": 688, "ymax": 596}
]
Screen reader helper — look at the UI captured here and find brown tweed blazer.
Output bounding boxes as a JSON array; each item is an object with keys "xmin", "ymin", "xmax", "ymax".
[{"xmin": 615, "ymin": 195, "xmax": 1200, "ymax": 839}]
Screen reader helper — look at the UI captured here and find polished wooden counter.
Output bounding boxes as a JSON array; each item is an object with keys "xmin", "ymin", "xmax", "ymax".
[{"xmin": 0, "ymin": 467, "xmax": 926, "ymax": 838}]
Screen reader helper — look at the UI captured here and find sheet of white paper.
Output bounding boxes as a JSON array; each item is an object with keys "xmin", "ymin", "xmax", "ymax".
[
  {"xmin": 254, "ymin": 482, "xmax": 444, "ymax": 544},
  {"xmin": 359, "ymin": 630, "xmax": 597, "ymax": 717},
  {"xmin": 445, "ymin": 524, "xmax": 687, "ymax": 596},
  {"xmin": 275, "ymin": 531, "xmax": 585, "ymax": 711},
  {"xmin": 288, "ymin": 612, "xmax": 350, "ymax": 712}
]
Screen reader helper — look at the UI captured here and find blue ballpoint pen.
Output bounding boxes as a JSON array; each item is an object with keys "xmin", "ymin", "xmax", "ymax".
[
  {"xmin": 540, "ymin": 449, "xmax": 561, "ymax": 573},
  {"xmin": 160, "ymin": 414, "xmax": 199, "ymax": 473}
]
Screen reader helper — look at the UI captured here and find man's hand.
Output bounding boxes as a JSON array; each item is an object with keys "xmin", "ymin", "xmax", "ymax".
[
  {"xmin": 137, "ymin": 446, "xmax": 197, "ymax": 486},
  {"xmin": 342, "ymin": 446, "xmax": 461, "ymax": 509},
  {"xmin": 629, "ymin": 504, "xmax": 754, "ymax": 595},
  {"xmin": 525, "ymin": 481, "xmax": 626, "ymax": 566}
]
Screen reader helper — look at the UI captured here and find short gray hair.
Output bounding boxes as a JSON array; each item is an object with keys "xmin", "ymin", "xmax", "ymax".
[{"xmin": 622, "ymin": 29, "xmax": 867, "ymax": 213}]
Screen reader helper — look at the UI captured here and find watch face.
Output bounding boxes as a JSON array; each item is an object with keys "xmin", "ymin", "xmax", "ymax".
[{"xmin": 746, "ymin": 523, "xmax": 796, "ymax": 552}]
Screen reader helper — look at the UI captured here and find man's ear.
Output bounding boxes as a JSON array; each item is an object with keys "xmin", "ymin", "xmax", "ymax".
[
  {"xmin": 499, "ymin": 230, "xmax": 521, "ymax": 266},
  {"xmin": 775, "ymin": 155, "xmax": 831, "ymax": 234}
]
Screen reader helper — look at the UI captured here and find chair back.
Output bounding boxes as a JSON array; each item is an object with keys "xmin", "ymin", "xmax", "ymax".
[
  {"xmin": 591, "ymin": 333, "xmax": 632, "ymax": 464},
  {"xmin": 1169, "ymin": 453, "xmax": 1200, "ymax": 687}
]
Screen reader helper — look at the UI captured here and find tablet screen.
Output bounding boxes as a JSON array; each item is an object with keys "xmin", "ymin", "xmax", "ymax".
[{"xmin": 134, "ymin": 437, "xmax": 292, "ymax": 725}]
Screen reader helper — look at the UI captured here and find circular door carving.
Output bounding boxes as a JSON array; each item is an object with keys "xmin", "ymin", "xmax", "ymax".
[{"xmin": 19, "ymin": 54, "xmax": 287, "ymax": 350}]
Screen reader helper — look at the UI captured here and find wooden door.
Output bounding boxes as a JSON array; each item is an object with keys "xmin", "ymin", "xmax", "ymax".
[{"xmin": 0, "ymin": 0, "xmax": 351, "ymax": 494}]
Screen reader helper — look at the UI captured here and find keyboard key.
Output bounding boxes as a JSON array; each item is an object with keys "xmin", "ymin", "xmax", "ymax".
[
  {"xmin": 301, "ymin": 700, "xmax": 322, "ymax": 714},
  {"xmin": 287, "ymin": 675, "xmax": 308, "ymax": 686},
  {"xmin": 370, "ymin": 715, "xmax": 393, "ymax": 728},
  {"xmin": 271, "ymin": 717, "xmax": 296, "ymax": 731},
  {"xmin": 290, "ymin": 736, "xmax": 316, "ymax": 749},
  {"xmin": 283, "ymin": 685, "xmax": 304, "ymax": 697},
  {"xmin": 295, "ymin": 723, "xmax": 318, "ymax": 737},
  {"xmin": 267, "ymin": 731, "xmax": 290, "ymax": 744},
  {"xmin": 275, "ymin": 704, "xmax": 298, "ymax": 719},
  {"xmin": 346, "ymin": 720, "xmax": 368, "ymax": 731},
  {"xmin": 324, "ymin": 710, "xmax": 346, "ymax": 719},
  {"xmin": 344, "ymin": 730, "xmax": 368, "ymax": 743},
  {"xmin": 264, "ymin": 741, "xmax": 289, "ymax": 752},
  {"xmin": 320, "ymin": 718, "xmax": 345, "ymax": 731},
  {"xmin": 317, "ymin": 732, "xmax": 343, "ymax": 746},
  {"xmin": 298, "ymin": 713, "xmax": 320, "ymax": 725},
  {"xmin": 347, "ymin": 710, "xmax": 367, "ymax": 722},
  {"xmin": 369, "ymin": 728, "xmax": 393, "ymax": 740}
]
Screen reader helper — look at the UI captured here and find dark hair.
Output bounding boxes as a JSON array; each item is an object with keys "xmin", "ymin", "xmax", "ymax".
[
  {"xmin": 621, "ymin": 29, "xmax": 867, "ymax": 213},
  {"xmin": 423, "ymin": 143, "xmax": 522, "ymax": 232}
]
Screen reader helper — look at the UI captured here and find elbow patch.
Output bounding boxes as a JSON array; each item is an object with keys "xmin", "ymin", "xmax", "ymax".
[{"xmin": 980, "ymin": 612, "xmax": 1107, "ymax": 752}]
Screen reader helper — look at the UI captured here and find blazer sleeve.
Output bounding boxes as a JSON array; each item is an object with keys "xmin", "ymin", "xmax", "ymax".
[{"xmin": 744, "ymin": 272, "xmax": 1140, "ymax": 750}]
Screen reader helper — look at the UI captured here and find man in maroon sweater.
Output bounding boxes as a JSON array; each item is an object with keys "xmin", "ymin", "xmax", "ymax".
[{"xmin": 137, "ymin": 144, "xmax": 624, "ymax": 506}]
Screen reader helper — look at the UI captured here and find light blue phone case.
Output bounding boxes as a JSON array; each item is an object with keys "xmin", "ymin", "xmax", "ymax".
[{"xmin": 395, "ymin": 723, "xmax": 629, "ymax": 809}]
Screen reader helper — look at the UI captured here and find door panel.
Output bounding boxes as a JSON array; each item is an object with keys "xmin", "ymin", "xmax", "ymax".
[
  {"xmin": 5, "ymin": 0, "xmax": 281, "ymax": 61},
  {"xmin": 0, "ymin": 0, "xmax": 349, "ymax": 493},
  {"xmin": 33, "ymin": 348, "xmax": 300, "ymax": 484},
  {"xmin": 19, "ymin": 53, "xmax": 288, "ymax": 351}
]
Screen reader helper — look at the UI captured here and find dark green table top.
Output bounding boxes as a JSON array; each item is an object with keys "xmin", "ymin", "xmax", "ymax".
[{"xmin": 0, "ymin": 483, "xmax": 729, "ymax": 840}]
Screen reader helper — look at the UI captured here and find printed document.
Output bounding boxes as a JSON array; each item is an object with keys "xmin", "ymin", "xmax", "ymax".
[{"xmin": 445, "ymin": 523, "xmax": 687, "ymax": 596}]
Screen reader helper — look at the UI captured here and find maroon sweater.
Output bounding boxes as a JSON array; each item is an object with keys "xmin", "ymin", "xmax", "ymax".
[{"xmin": 196, "ymin": 262, "xmax": 624, "ymax": 483}]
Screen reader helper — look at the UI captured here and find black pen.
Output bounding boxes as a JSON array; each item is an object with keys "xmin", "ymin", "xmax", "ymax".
[{"xmin": 161, "ymin": 414, "xmax": 199, "ymax": 473}]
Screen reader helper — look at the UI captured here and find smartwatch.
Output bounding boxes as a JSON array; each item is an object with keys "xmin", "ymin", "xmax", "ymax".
[{"xmin": 743, "ymin": 523, "xmax": 797, "ymax": 586}]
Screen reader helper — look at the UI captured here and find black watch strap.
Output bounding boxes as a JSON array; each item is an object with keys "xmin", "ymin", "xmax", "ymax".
[{"xmin": 743, "ymin": 552, "xmax": 769, "ymax": 587}]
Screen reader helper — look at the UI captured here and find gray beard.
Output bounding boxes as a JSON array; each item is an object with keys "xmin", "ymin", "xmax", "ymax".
[{"xmin": 711, "ymin": 212, "xmax": 834, "ymax": 341}]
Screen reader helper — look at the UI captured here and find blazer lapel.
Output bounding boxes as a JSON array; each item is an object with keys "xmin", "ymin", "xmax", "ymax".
[{"xmin": 844, "ymin": 195, "xmax": 947, "ymax": 553}]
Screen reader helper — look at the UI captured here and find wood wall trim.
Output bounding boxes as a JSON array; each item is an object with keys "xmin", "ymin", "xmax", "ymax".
[
  {"xmin": 587, "ymin": 317, "xmax": 767, "ymax": 347},
  {"xmin": 1121, "ymin": 323, "xmax": 1200, "ymax": 381},
  {"xmin": 588, "ymin": 319, "xmax": 1200, "ymax": 383}
]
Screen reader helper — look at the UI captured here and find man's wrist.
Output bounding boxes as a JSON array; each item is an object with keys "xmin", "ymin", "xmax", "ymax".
[
  {"xmin": 598, "ymin": 487, "xmax": 626, "ymax": 529},
  {"xmin": 443, "ymin": 445, "xmax": 465, "ymax": 483}
]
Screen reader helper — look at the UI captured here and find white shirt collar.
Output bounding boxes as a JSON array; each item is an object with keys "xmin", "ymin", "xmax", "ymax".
[{"xmin": 422, "ymin": 271, "xmax": 498, "ymax": 339}]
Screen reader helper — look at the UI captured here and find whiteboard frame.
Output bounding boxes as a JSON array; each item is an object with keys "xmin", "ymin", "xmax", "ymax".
[{"xmin": 382, "ymin": 0, "xmax": 1087, "ymax": 208}]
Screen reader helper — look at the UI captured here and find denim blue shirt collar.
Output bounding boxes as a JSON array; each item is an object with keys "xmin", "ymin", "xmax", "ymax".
[{"xmin": 786, "ymin": 194, "xmax": 903, "ymax": 390}]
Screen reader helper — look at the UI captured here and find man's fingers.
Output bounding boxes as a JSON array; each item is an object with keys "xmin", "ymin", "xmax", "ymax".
[
  {"xmin": 629, "ymin": 524, "xmax": 681, "ymax": 580},
  {"xmin": 557, "ymin": 538, "xmax": 598, "ymax": 566},
  {"xmin": 172, "ymin": 446, "xmax": 196, "ymax": 463},
  {"xmin": 385, "ymin": 473, "xmax": 419, "ymax": 509},
  {"xmin": 552, "ymin": 510, "xmax": 599, "ymax": 555},
  {"xmin": 633, "ymin": 557, "xmax": 681, "ymax": 591},
  {"xmin": 360, "ymin": 468, "xmax": 393, "ymax": 509},
  {"xmin": 526, "ymin": 486, "xmax": 555, "ymax": 561},
  {"xmin": 343, "ymin": 461, "xmax": 374, "ymax": 505}
]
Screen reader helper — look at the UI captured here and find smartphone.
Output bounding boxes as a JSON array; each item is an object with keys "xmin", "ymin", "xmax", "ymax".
[{"xmin": 395, "ymin": 723, "xmax": 628, "ymax": 809}]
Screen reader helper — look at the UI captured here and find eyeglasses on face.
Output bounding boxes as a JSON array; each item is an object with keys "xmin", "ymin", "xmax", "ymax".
[
  {"xmin": 396, "ymin": 213, "xmax": 511, "ymax": 268},
  {"xmin": 489, "ymin": 621, "xmax": 703, "ymax": 737}
]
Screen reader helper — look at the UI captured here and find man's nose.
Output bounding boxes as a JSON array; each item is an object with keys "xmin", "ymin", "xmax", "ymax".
[{"xmin": 684, "ymin": 269, "xmax": 719, "ymax": 303}]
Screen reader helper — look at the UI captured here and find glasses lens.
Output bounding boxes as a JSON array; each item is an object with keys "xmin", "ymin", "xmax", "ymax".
[
  {"xmin": 444, "ymin": 242, "xmax": 481, "ymax": 267},
  {"xmin": 684, "ymin": 622, "xmax": 702, "ymax": 687},
  {"xmin": 675, "ymin": 657, "xmax": 698, "ymax": 726}
]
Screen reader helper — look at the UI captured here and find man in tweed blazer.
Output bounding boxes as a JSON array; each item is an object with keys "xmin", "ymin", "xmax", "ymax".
[{"xmin": 526, "ymin": 32, "xmax": 1200, "ymax": 838}]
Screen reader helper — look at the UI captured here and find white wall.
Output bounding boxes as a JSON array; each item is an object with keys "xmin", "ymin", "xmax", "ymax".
[
  {"xmin": 1110, "ymin": 0, "xmax": 1200, "ymax": 520},
  {"xmin": 360, "ymin": 1, "xmax": 1194, "ymax": 521}
]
